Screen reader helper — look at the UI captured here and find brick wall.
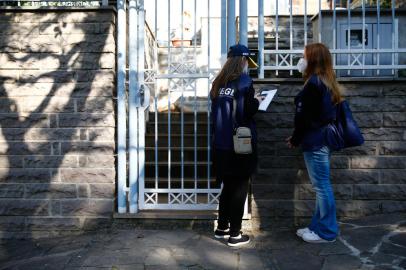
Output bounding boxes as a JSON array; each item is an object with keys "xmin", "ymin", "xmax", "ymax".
[
  {"xmin": 252, "ymin": 79, "xmax": 406, "ymax": 229},
  {"xmin": 0, "ymin": 9, "xmax": 116, "ymax": 237}
]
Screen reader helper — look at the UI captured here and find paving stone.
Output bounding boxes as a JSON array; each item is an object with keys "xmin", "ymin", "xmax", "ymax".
[
  {"xmin": 387, "ymin": 232, "xmax": 406, "ymax": 247},
  {"xmin": 321, "ymin": 254, "xmax": 362, "ymax": 270}
]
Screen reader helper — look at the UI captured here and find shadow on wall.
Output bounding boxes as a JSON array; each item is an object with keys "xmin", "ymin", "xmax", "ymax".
[{"xmin": 0, "ymin": 9, "xmax": 116, "ymax": 248}]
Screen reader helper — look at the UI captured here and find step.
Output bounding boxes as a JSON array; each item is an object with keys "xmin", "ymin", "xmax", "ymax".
[
  {"xmin": 145, "ymin": 147, "xmax": 209, "ymax": 162},
  {"xmin": 145, "ymin": 161, "xmax": 214, "ymax": 178},
  {"xmin": 144, "ymin": 177, "xmax": 219, "ymax": 189},
  {"xmin": 146, "ymin": 122, "xmax": 211, "ymax": 134},
  {"xmin": 146, "ymin": 134, "xmax": 210, "ymax": 147},
  {"xmin": 148, "ymin": 112, "xmax": 209, "ymax": 122}
]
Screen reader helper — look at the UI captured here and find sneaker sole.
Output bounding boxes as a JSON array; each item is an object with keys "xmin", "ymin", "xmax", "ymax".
[
  {"xmin": 302, "ymin": 238, "xmax": 336, "ymax": 244},
  {"xmin": 215, "ymin": 235, "xmax": 230, "ymax": 239},
  {"xmin": 227, "ymin": 239, "xmax": 250, "ymax": 247}
]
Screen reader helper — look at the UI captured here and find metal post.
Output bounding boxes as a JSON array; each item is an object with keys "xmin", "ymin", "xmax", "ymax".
[
  {"xmin": 318, "ymin": 0, "xmax": 322, "ymax": 42},
  {"xmin": 289, "ymin": 0, "xmax": 293, "ymax": 75},
  {"xmin": 102, "ymin": 0, "xmax": 108, "ymax": 6},
  {"xmin": 392, "ymin": 0, "xmax": 395, "ymax": 76},
  {"xmin": 227, "ymin": 0, "xmax": 236, "ymax": 47},
  {"xmin": 362, "ymin": 0, "xmax": 365, "ymax": 75},
  {"xmin": 117, "ymin": 0, "xmax": 127, "ymax": 214},
  {"xmin": 258, "ymin": 0, "xmax": 264, "ymax": 78},
  {"xmin": 137, "ymin": 0, "xmax": 146, "ymax": 211},
  {"xmin": 377, "ymin": 0, "xmax": 381, "ymax": 75},
  {"xmin": 347, "ymin": 0, "xmax": 351, "ymax": 76},
  {"xmin": 304, "ymin": 0, "xmax": 307, "ymax": 46},
  {"xmin": 221, "ymin": 0, "xmax": 227, "ymax": 63},
  {"xmin": 275, "ymin": 0, "xmax": 279, "ymax": 76},
  {"xmin": 128, "ymin": 0, "xmax": 139, "ymax": 213},
  {"xmin": 333, "ymin": 0, "xmax": 336, "ymax": 70},
  {"xmin": 239, "ymin": 0, "xmax": 248, "ymax": 46}
]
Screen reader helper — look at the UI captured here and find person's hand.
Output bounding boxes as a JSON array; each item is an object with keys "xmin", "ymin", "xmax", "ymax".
[
  {"xmin": 286, "ymin": 136, "xmax": 295, "ymax": 149},
  {"xmin": 255, "ymin": 93, "xmax": 265, "ymax": 103}
]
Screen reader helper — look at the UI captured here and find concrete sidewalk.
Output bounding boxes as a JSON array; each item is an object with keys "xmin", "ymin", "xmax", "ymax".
[{"xmin": 1, "ymin": 214, "xmax": 405, "ymax": 270}]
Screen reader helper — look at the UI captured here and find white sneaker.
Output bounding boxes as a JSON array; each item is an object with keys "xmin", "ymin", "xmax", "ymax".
[
  {"xmin": 302, "ymin": 231, "xmax": 336, "ymax": 243},
  {"xmin": 296, "ymin": 227, "xmax": 311, "ymax": 238}
]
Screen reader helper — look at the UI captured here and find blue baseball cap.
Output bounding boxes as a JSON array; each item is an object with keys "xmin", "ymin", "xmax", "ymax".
[{"xmin": 227, "ymin": 44, "xmax": 258, "ymax": 68}]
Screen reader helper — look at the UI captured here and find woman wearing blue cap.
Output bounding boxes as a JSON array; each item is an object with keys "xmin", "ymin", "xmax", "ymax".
[{"xmin": 210, "ymin": 44, "xmax": 263, "ymax": 247}]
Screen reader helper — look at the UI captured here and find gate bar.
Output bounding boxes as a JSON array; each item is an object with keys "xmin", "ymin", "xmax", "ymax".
[
  {"xmin": 258, "ymin": 0, "xmax": 264, "ymax": 78},
  {"xmin": 221, "ymin": 0, "xmax": 227, "ymax": 62},
  {"xmin": 227, "ymin": 0, "xmax": 236, "ymax": 47},
  {"xmin": 128, "ymin": 0, "xmax": 139, "ymax": 213},
  {"xmin": 239, "ymin": 0, "xmax": 248, "ymax": 46},
  {"xmin": 117, "ymin": 0, "xmax": 127, "ymax": 214}
]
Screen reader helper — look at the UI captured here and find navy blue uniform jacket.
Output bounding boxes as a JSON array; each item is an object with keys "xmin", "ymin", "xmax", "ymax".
[
  {"xmin": 291, "ymin": 75, "xmax": 337, "ymax": 151},
  {"xmin": 211, "ymin": 74, "xmax": 259, "ymax": 179}
]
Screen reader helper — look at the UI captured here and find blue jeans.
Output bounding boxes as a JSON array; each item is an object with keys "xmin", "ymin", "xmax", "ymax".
[{"xmin": 303, "ymin": 146, "xmax": 338, "ymax": 241}]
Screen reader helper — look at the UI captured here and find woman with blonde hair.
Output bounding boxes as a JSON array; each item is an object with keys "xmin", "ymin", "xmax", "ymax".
[{"xmin": 287, "ymin": 43, "xmax": 342, "ymax": 243}]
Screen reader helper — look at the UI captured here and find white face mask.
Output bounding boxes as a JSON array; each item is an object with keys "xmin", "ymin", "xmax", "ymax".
[
  {"xmin": 243, "ymin": 62, "xmax": 249, "ymax": 74},
  {"xmin": 297, "ymin": 58, "xmax": 308, "ymax": 73}
]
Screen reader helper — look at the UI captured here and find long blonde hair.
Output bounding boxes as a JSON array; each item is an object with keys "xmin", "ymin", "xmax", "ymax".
[
  {"xmin": 303, "ymin": 43, "xmax": 343, "ymax": 104},
  {"xmin": 210, "ymin": 56, "xmax": 246, "ymax": 99}
]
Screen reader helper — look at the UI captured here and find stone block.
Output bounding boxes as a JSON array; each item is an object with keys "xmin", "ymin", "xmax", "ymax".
[
  {"xmin": 0, "ymin": 156, "xmax": 24, "ymax": 168},
  {"xmin": 89, "ymin": 184, "xmax": 115, "ymax": 199},
  {"xmin": 60, "ymin": 168, "xmax": 115, "ymax": 183},
  {"xmin": 23, "ymin": 155, "xmax": 78, "ymax": 168},
  {"xmin": 60, "ymin": 199, "xmax": 113, "ymax": 216},
  {"xmin": 61, "ymin": 142, "xmax": 115, "ymax": 155},
  {"xmin": 352, "ymin": 113, "xmax": 382, "ymax": 128},
  {"xmin": 254, "ymin": 168, "xmax": 309, "ymax": 184},
  {"xmin": 380, "ymin": 170, "xmax": 406, "ymax": 184},
  {"xmin": 88, "ymin": 127, "xmax": 115, "ymax": 143},
  {"xmin": 266, "ymin": 97, "xmax": 295, "ymax": 113},
  {"xmin": 24, "ymin": 183, "xmax": 77, "ymax": 199},
  {"xmin": 0, "ymin": 53, "xmax": 60, "ymax": 69},
  {"xmin": 274, "ymin": 142, "xmax": 302, "ymax": 156},
  {"xmin": 351, "ymin": 157, "xmax": 406, "ymax": 169},
  {"xmin": 61, "ymin": 34, "xmax": 115, "ymax": 53},
  {"xmin": 331, "ymin": 156, "xmax": 350, "ymax": 169},
  {"xmin": 58, "ymin": 113, "xmax": 115, "ymax": 127},
  {"xmin": 77, "ymin": 184, "xmax": 89, "ymax": 198},
  {"xmin": 18, "ymin": 71, "xmax": 75, "ymax": 83},
  {"xmin": 335, "ymin": 200, "xmax": 382, "ymax": 218},
  {"xmin": 26, "ymin": 217, "xmax": 81, "ymax": 230},
  {"xmin": 0, "ymin": 199, "xmax": 49, "ymax": 215},
  {"xmin": 19, "ymin": 34, "xmax": 62, "ymax": 53},
  {"xmin": 259, "ymin": 156, "xmax": 306, "ymax": 169},
  {"xmin": 0, "ymin": 168, "xmax": 52, "ymax": 183},
  {"xmin": 0, "ymin": 184, "xmax": 24, "ymax": 198},
  {"xmin": 362, "ymin": 128, "xmax": 404, "ymax": 141},
  {"xmin": 82, "ymin": 217, "xmax": 112, "ymax": 230},
  {"xmin": 0, "ymin": 23, "xmax": 39, "ymax": 35},
  {"xmin": 257, "ymin": 127, "xmax": 292, "ymax": 142},
  {"xmin": 252, "ymin": 199, "xmax": 314, "ymax": 217},
  {"xmin": 50, "ymin": 200, "xmax": 61, "ymax": 216},
  {"xmin": 0, "ymin": 70, "xmax": 19, "ymax": 83},
  {"xmin": 76, "ymin": 97, "xmax": 114, "ymax": 113},
  {"xmin": 333, "ymin": 142, "xmax": 378, "ymax": 156},
  {"xmin": 347, "ymin": 97, "xmax": 382, "ymax": 112},
  {"xmin": 255, "ymin": 113, "xmax": 294, "ymax": 128},
  {"xmin": 252, "ymin": 184, "xmax": 297, "ymax": 200},
  {"xmin": 379, "ymin": 141, "xmax": 406, "ymax": 155},
  {"xmin": 0, "ymin": 113, "xmax": 49, "ymax": 128},
  {"xmin": 382, "ymin": 201, "xmax": 406, "ymax": 213},
  {"xmin": 341, "ymin": 83, "xmax": 381, "ymax": 97},
  {"xmin": 63, "ymin": 52, "xmax": 115, "ymax": 69},
  {"xmin": 353, "ymin": 185, "xmax": 406, "ymax": 200},
  {"xmin": 75, "ymin": 70, "xmax": 115, "ymax": 83},
  {"xmin": 330, "ymin": 169, "xmax": 379, "ymax": 184},
  {"xmin": 383, "ymin": 112, "xmax": 406, "ymax": 127},
  {"xmin": 99, "ymin": 23, "xmax": 115, "ymax": 35},
  {"xmin": 0, "ymin": 216, "xmax": 25, "ymax": 231},
  {"xmin": 80, "ymin": 155, "xmax": 115, "ymax": 168},
  {"xmin": 383, "ymin": 83, "xmax": 406, "ymax": 96},
  {"xmin": 0, "ymin": 142, "xmax": 51, "ymax": 155},
  {"xmin": 39, "ymin": 22, "xmax": 99, "ymax": 35},
  {"xmin": 297, "ymin": 184, "xmax": 353, "ymax": 200},
  {"xmin": 21, "ymin": 128, "xmax": 81, "ymax": 141}
]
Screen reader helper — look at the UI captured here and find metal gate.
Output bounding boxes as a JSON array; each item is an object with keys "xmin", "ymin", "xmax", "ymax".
[{"xmin": 117, "ymin": 0, "xmax": 224, "ymax": 213}]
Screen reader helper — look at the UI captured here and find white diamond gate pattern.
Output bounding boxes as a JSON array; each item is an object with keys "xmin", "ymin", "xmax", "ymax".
[{"xmin": 128, "ymin": 0, "xmax": 221, "ymax": 211}]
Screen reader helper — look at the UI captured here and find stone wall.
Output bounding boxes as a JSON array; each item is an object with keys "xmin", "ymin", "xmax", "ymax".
[
  {"xmin": 0, "ymin": 8, "xmax": 116, "ymax": 237},
  {"xmin": 252, "ymin": 79, "xmax": 406, "ymax": 229}
]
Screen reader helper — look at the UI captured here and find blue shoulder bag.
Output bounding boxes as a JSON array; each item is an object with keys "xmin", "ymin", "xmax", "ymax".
[{"xmin": 325, "ymin": 100, "xmax": 364, "ymax": 151}]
